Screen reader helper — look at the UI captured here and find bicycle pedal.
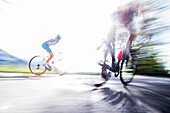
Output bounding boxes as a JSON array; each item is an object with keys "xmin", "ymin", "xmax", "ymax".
[
  {"xmin": 47, "ymin": 66, "xmax": 52, "ymax": 71},
  {"xmin": 114, "ymin": 72, "xmax": 119, "ymax": 77}
]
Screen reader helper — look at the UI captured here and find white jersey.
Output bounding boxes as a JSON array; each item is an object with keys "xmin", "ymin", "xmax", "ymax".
[{"xmin": 46, "ymin": 37, "xmax": 60, "ymax": 46}]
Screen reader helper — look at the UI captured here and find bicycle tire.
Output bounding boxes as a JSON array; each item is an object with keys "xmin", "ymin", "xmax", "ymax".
[
  {"xmin": 120, "ymin": 54, "xmax": 137, "ymax": 85},
  {"xmin": 29, "ymin": 55, "xmax": 47, "ymax": 75}
]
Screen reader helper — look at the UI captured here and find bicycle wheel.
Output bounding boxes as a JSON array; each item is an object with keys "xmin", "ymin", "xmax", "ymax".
[
  {"xmin": 29, "ymin": 55, "xmax": 47, "ymax": 75},
  {"xmin": 120, "ymin": 53, "xmax": 137, "ymax": 85}
]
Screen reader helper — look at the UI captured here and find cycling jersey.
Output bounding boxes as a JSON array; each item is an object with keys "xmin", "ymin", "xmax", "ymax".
[
  {"xmin": 42, "ymin": 35, "xmax": 61, "ymax": 53},
  {"xmin": 46, "ymin": 37, "xmax": 60, "ymax": 46},
  {"xmin": 117, "ymin": 8, "xmax": 137, "ymax": 27}
]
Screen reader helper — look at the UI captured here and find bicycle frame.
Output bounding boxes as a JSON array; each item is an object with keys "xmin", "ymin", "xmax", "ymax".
[{"xmin": 99, "ymin": 30, "xmax": 151, "ymax": 85}]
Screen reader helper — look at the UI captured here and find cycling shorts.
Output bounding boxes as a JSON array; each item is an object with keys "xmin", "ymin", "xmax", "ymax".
[{"xmin": 42, "ymin": 42, "xmax": 52, "ymax": 53}]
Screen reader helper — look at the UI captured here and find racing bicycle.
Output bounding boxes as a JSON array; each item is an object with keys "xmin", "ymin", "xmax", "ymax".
[{"xmin": 95, "ymin": 30, "xmax": 151, "ymax": 86}]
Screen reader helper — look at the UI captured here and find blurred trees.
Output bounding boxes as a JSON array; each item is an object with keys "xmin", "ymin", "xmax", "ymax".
[
  {"xmin": 98, "ymin": 0, "xmax": 170, "ymax": 76},
  {"xmin": 135, "ymin": 42, "xmax": 169, "ymax": 76},
  {"xmin": 130, "ymin": 0, "xmax": 170, "ymax": 76}
]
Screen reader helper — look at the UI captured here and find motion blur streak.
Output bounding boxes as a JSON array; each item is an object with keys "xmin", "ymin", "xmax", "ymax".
[
  {"xmin": 98, "ymin": 0, "xmax": 170, "ymax": 76},
  {"xmin": 131, "ymin": 0, "xmax": 170, "ymax": 76}
]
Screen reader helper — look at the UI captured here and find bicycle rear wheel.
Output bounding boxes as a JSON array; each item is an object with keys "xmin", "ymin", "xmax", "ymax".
[
  {"xmin": 120, "ymin": 53, "xmax": 137, "ymax": 85},
  {"xmin": 29, "ymin": 55, "xmax": 47, "ymax": 75}
]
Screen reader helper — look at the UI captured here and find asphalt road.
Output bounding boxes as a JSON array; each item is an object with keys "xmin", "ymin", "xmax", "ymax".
[{"xmin": 0, "ymin": 72, "xmax": 170, "ymax": 113}]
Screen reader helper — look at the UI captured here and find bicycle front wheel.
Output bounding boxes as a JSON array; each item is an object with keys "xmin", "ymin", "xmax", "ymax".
[
  {"xmin": 120, "ymin": 55, "xmax": 137, "ymax": 85},
  {"xmin": 29, "ymin": 55, "xmax": 47, "ymax": 75}
]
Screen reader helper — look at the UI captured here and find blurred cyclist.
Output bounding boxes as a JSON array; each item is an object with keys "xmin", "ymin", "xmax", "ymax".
[
  {"xmin": 110, "ymin": 2, "xmax": 142, "ymax": 62},
  {"xmin": 102, "ymin": 1, "xmax": 143, "ymax": 80},
  {"xmin": 117, "ymin": 3, "xmax": 142, "ymax": 56},
  {"xmin": 42, "ymin": 35, "xmax": 61, "ymax": 71}
]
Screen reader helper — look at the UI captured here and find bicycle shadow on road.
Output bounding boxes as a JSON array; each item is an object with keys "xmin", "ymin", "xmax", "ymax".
[
  {"xmin": 91, "ymin": 87, "xmax": 140, "ymax": 113},
  {"xmin": 92, "ymin": 84, "xmax": 170, "ymax": 113},
  {"xmin": 124, "ymin": 84, "xmax": 170, "ymax": 113}
]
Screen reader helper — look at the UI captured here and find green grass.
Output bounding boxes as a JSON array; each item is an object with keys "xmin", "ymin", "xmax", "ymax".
[{"xmin": 0, "ymin": 64, "xmax": 58, "ymax": 74}]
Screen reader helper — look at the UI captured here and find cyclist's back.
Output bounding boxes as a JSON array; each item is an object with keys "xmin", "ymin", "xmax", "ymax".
[
  {"xmin": 46, "ymin": 37, "xmax": 60, "ymax": 46},
  {"xmin": 116, "ymin": 4, "xmax": 138, "ymax": 32},
  {"xmin": 116, "ymin": 3, "xmax": 142, "ymax": 56}
]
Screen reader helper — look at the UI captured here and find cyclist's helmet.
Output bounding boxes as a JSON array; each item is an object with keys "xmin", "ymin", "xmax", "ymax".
[{"xmin": 57, "ymin": 34, "xmax": 61, "ymax": 40}]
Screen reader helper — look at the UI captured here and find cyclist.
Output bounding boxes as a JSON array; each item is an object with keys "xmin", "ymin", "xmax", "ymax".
[
  {"xmin": 42, "ymin": 34, "xmax": 61, "ymax": 70},
  {"xmin": 117, "ymin": 3, "xmax": 141, "ymax": 57},
  {"xmin": 102, "ymin": 1, "xmax": 143, "ymax": 80}
]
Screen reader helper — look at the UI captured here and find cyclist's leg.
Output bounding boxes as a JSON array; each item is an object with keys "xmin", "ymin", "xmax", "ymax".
[
  {"xmin": 47, "ymin": 52, "xmax": 54, "ymax": 63},
  {"xmin": 104, "ymin": 48, "xmax": 109, "ymax": 63},
  {"xmin": 107, "ymin": 31, "xmax": 116, "ymax": 68},
  {"xmin": 125, "ymin": 23, "xmax": 135, "ymax": 58},
  {"xmin": 42, "ymin": 42, "xmax": 53, "ymax": 70},
  {"xmin": 110, "ymin": 42, "xmax": 116, "ymax": 68},
  {"xmin": 42, "ymin": 42, "xmax": 51, "ymax": 53},
  {"xmin": 106, "ymin": 42, "xmax": 115, "ymax": 64},
  {"xmin": 42, "ymin": 42, "xmax": 53, "ymax": 63}
]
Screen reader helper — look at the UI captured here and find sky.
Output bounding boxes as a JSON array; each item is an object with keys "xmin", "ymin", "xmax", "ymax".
[{"xmin": 0, "ymin": 0, "xmax": 131, "ymax": 72}]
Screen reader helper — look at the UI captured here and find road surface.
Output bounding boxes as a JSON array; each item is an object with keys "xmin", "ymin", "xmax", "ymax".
[{"xmin": 0, "ymin": 72, "xmax": 170, "ymax": 113}]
